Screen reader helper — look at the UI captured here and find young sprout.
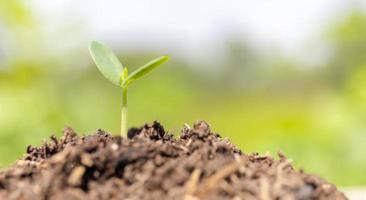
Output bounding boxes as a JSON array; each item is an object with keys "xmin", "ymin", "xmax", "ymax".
[{"xmin": 89, "ymin": 41, "xmax": 169, "ymax": 137}]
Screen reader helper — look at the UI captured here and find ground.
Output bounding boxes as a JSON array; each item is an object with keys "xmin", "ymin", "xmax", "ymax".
[{"xmin": 0, "ymin": 121, "xmax": 347, "ymax": 199}]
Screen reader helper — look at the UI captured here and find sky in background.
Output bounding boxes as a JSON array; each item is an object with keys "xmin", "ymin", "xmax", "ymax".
[
  {"xmin": 0, "ymin": 0, "xmax": 361, "ymax": 70},
  {"xmin": 28, "ymin": 0, "xmax": 366, "ymax": 60}
]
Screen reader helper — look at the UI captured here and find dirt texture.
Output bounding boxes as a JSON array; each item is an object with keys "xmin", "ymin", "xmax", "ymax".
[{"xmin": 0, "ymin": 121, "xmax": 347, "ymax": 200}]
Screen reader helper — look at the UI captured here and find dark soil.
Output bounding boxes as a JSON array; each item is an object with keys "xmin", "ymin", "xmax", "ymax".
[{"xmin": 0, "ymin": 121, "xmax": 347, "ymax": 200}]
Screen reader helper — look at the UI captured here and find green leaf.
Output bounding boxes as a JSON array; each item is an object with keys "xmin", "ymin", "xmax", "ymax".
[
  {"xmin": 123, "ymin": 56, "xmax": 169, "ymax": 87},
  {"xmin": 89, "ymin": 41, "xmax": 124, "ymax": 86}
]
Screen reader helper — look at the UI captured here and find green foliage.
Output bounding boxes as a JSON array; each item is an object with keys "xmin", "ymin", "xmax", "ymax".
[
  {"xmin": 89, "ymin": 41, "xmax": 169, "ymax": 88},
  {"xmin": 0, "ymin": 0, "xmax": 32, "ymax": 26},
  {"xmin": 326, "ymin": 11, "xmax": 366, "ymax": 86},
  {"xmin": 123, "ymin": 56, "xmax": 169, "ymax": 87},
  {"xmin": 89, "ymin": 41, "xmax": 124, "ymax": 86},
  {"xmin": 88, "ymin": 41, "xmax": 169, "ymax": 136}
]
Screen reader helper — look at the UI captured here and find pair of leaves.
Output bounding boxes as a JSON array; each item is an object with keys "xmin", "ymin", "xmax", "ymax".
[{"xmin": 89, "ymin": 41, "xmax": 169, "ymax": 87}]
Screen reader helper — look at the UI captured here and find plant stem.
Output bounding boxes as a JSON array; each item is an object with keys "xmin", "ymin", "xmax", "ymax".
[{"xmin": 121, "ymin": 87, "xmax": 128, "ymax": 137}]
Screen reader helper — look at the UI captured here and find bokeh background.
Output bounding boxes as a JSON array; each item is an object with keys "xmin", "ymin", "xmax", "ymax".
[{"xmin": 1, "ymin": 0, "xmax": 366, "ymax": 187}]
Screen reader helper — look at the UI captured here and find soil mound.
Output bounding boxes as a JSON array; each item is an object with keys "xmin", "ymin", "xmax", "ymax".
[{"xmin": 0, "ymin": 121, "xmax": 346, "ymax": 199}]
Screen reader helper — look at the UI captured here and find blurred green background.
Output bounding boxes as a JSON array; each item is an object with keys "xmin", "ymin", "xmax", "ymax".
[{"xmin": 1, "ymin": 1, "xmax": 366, "ymax": 186}]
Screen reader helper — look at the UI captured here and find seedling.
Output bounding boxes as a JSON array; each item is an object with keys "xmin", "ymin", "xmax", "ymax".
[{"xmin": 89, "ymin": 41, "xmax": 169, "ymax": 137}]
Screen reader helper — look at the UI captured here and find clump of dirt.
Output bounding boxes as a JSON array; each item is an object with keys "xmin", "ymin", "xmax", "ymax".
[{"xmin": 0, "ymin": 121, "xmax": 347, "ymax": 200}]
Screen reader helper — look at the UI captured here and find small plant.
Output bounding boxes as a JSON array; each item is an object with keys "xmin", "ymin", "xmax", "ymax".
[{"xmin": 89, "ymin": 41, "xmax": 169, "ymax": 137}]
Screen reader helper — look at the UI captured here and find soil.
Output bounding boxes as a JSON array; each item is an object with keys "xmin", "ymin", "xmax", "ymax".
[{"xmin": 0, "ymin": 121, "xmax": 347, "ymax": 200}]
